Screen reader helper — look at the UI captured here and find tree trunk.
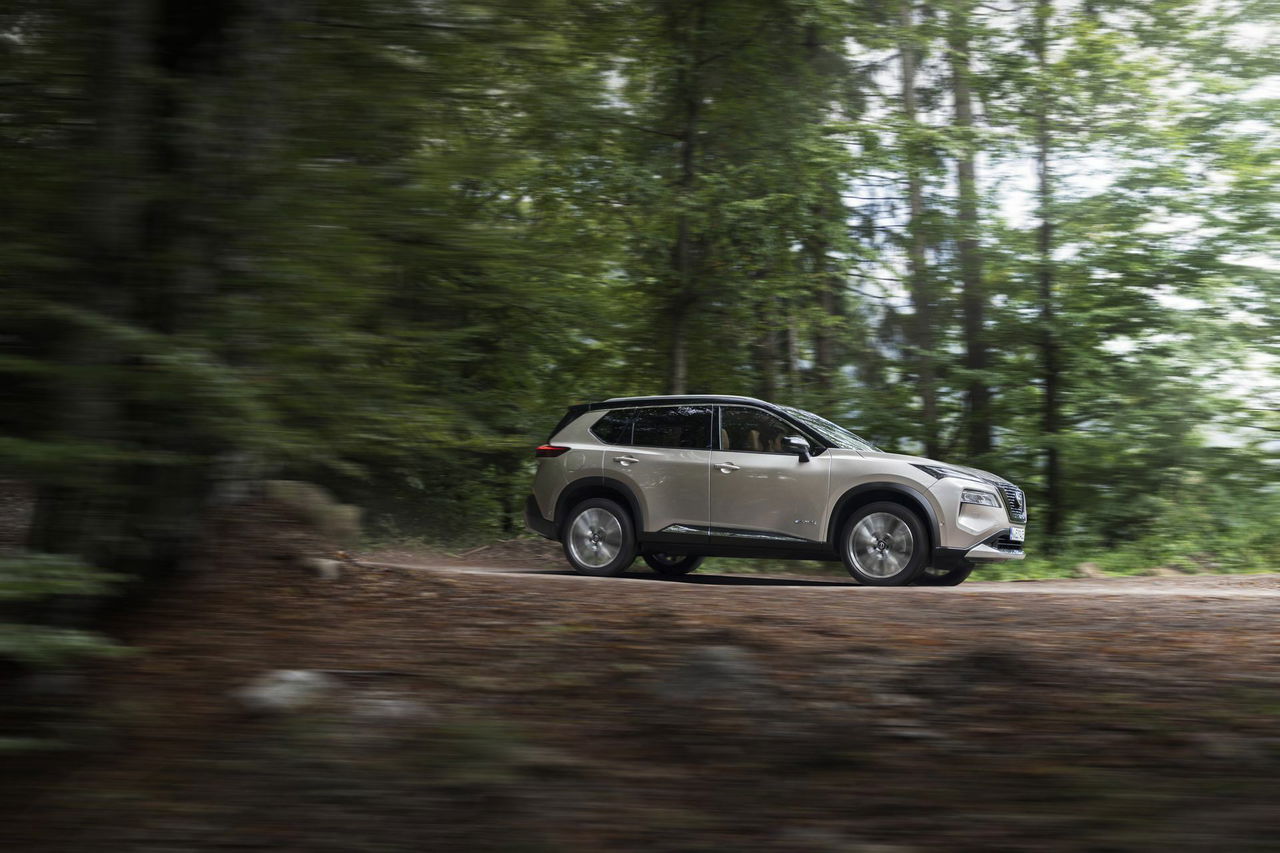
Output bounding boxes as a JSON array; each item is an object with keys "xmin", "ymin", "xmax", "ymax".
[
  {"xmin": 949, "ymin": 3, "xmax": 991, "ymax": 460},
  {"xmin": 900, "ymin": 0, "xmax": 939, "ymax": 458},
  {"xmin": 1033, "ymin": 0, "xmax": 1063, "ymax": 541},
  {"xmin": 30, "ymin": 0, "xmax": 149, "ymax": 563},
  {"xmin": 752, "ymin": 272, "xmax": 781, "ymax": 400},
  {"xmin": 803, "ymin": 25, "xmax": 845, "ymax": 404},
  {"xmin": 665, "ymin": 0, "xmax": 705, "ymax": 395},
  {"xmin": 807, "ymin": 231, "xmax": 845, "ymax": 401},
  {"xmin": 32, "ymin": 0, "xmax": 244, "ymax": 573}
]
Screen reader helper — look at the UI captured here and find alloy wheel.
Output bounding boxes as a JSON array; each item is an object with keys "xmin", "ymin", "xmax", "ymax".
[
  {"xmin": 848, "ymin": 511, "xmax": 915, "ymax": 579},
  {"xmin": 567, "ymin": 507, "xmax": 623, "ymax": 569}
]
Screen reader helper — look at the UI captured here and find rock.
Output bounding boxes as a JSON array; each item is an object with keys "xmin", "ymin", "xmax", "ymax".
[
  {"xmin": 232, "ymin": 669, "xmax": 338, "ymax": 714},
  {"xmin": 1074, "ymin": 561, "xmax": 1106, "ymax": 579},
  {"xmin": 653, "ymin": 645, "xmax": 767, "ymax": 706},
  {"xmin": 326, "ymin": 504, "xmax": 363, "ymax": 548},
  {"xmin": 347, "ymin": 691, "xmax": 433, "ymax": 725},
  {"xmin": 261, "ymin": 480, "xmax": 363, "ymax": 547},
  {"xmin": 301, "ymin": 556, "xmax": 342, "ymax": 580}
]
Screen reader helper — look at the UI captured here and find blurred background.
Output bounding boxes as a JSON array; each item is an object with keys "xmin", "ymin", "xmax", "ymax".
[
  {"xmin": 2, "ymin": 0, "xmax": 1277, "ymax": 573},
  {"xmin": 1, "ymin": 0, "xmax": 1278, "ymax": 849}
]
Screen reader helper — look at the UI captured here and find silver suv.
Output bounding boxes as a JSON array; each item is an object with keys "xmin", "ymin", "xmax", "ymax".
[{"xmin": 525, "ymin": 395, "xmax": 1026, "ymax": 586}]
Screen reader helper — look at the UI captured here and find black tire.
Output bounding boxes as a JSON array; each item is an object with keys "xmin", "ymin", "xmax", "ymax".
[
  {"xmin": 642, "ymin": 553, "xmax": 705, "ymax": 577},
  {"xmin": 838, "ymin": 501, "xmax": 929, "ymax": 586},
  {"xmin": 560, "ymin": 498, "xmax": 637, "ymax": 577},
  {"xmin": 915, "ymin": 563, "xmax": 974, "ymax": 586}
]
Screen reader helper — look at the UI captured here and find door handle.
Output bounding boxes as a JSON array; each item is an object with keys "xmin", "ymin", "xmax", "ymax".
[
  {"xmin": 715, "ymin": 462, "xmax": 740, "ymax": 473},
  {"xmin": 614, "ymin": 456, "xmax": 639, "ymax": 466}
]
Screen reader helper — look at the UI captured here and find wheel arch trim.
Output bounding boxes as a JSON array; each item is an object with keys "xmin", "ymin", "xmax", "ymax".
[
  {"xmin": 827, "ymin": 482, "xmax": 941, "ymax": 552},
  {"xmin": 554, "ymin": 476, "xmax": 645, "ymax": 535}
]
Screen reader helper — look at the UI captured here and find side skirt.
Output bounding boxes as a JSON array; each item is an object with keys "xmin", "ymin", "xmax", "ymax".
[{"xmin": 638, "ymin": 526, "xmax": 838, "ymax": 562}]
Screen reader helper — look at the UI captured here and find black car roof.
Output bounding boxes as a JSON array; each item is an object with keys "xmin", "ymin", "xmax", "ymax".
[
  {"xmin": 547, "ymin": 394, "xmax": 826, "ymax": 445},
  {"xmin": 600, "ymin": 394, "xmax": 772, "ymax": 407}
]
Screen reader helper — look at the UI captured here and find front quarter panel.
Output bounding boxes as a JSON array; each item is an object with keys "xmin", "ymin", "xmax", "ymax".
[{"xmin": 821, "ymin": 450, "xmax": 946, "ymax": 543}]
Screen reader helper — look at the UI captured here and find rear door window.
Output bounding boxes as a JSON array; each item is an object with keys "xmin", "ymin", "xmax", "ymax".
[{"xmin": 631, "ymin": 405, "xmax": 713, "ymax": 449}]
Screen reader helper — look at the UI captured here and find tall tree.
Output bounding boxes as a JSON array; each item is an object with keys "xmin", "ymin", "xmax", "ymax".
[
  {"xmin": 898, "ymin": 0, "xmax": 939, "ymax": 457},
  {"xmin": 947, "ymin": 0, "xmax": 992, "ymax": 459},
  {"xmin": 1031, "ymin": 0, "xmax": 1063, "ymax": 540}
]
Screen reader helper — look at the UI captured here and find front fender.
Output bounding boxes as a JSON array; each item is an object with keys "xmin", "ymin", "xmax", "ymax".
[{"xmin": 826, "ymin": 480, "xmax": 944, "ymax": 552}]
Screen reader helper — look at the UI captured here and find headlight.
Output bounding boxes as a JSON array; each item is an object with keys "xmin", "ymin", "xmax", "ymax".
[
  {"xmin": 912, "ymin": 463, "xmax": 985, "ymax": 483},
  {"xmin": 960, "ymin": 489, "xmax": 999, "ymax": 507}
]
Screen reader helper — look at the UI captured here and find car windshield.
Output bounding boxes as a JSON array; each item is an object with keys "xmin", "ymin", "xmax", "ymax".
[{"xmin": 782, "ymin": 406, "xmax": 879, "ymax": 452}]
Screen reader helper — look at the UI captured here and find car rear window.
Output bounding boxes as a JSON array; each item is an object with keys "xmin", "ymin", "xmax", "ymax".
[{"xmin": 632, "ymin": 405, "xmax": 712, "ymax": 449}]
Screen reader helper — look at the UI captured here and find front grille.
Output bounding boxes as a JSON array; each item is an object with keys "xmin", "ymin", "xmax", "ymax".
[{"xmin": 995, "ymin": 483, "xmax": 1027, "ymax": 523}]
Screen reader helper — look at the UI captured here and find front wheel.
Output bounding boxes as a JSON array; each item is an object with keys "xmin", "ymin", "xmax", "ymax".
[
  {"xmin": 561, "ymin": 498, "xmax": 636, "ymax": 577},
  {"xmin": 839, "ymin": 502, "xmax": 928, "ymax": 586},
  {"xmin": 643, "ymin": 553, "xmax": 705, "ymax": 577}
]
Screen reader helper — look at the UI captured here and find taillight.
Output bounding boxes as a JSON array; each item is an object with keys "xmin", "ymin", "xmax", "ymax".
[{"xmin": 535, "ymin": 445, "xmax": 571, "ymax": 458}]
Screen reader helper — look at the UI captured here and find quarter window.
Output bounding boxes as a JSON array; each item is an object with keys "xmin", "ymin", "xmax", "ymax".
[
  {"xmin": 590, "ymin": 408, "xmax": 635, "ymax": 444},
  {"xmin": 631, "ymin": 405, "xmax": 712, "ymax": 449},
  {"xmin": 720, "ymin": 406, "xmax": 793, "ymax": 454}
]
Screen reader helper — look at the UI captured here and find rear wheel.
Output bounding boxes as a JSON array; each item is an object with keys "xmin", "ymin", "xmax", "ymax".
[
  {"xmin": 643, "ymin": 553, "xmax": 704, "ymax": 577},
  {"xmin": 838, "ymin": 502, "xmax": 928, "ymax": 587},
  {"xmin": 562, "ymin": 498, "xmax": 636, "ymax": 577},
  {"xmin": 915, "ymin": 563, "xmax": 974, "ymax": 586}
]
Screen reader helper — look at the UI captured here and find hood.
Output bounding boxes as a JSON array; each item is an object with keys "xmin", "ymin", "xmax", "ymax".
[{"xmin": 850, "ymin": 449, "xmax": 1008, "ymax": 485}]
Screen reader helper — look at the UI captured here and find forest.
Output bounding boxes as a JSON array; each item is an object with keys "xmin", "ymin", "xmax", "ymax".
[
  {"xmin": 2, "ymin": 0, "xmax": 1277, "ymax": 591},
  {"xmin": 3, "ymin": 3, "xmax": 1280, "ymax": 848}
]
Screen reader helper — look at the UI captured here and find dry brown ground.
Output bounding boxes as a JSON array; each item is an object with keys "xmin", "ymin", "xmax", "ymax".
[{"xmin": 7, "ymin": 525, "xmax": 1280, "ymax": 852}]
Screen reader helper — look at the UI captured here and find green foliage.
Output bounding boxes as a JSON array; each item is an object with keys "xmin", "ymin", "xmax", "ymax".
[
  {"xmin": 0, "ymin": 0, "xmax": 1275, "ymax": 573},
  {"xmin": 0, "ymin": 553, "xmax": 120, "ymax": 602},
  {"xmin": 0, "ymin": 553, "xmax": 124, "ymax": 668}
]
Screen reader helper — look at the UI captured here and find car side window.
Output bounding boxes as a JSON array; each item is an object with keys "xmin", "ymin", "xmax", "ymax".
[
  {"xmin": 720, "ymin": 406, "xmax": 793, "ymax": 454},
  {"xmin": 590, "ymin": 408, "xmax": 635, "ymax": 444},
  {"xmin": 631, "ymin": 405, "xmax": 712, "ymax": 449}
]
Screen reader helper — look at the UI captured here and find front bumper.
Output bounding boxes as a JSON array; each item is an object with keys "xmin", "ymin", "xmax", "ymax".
[
  {"xmin": 964, "ymin": 528, "xmax": 1026, "ymax": 561},
  {"xmin": 524, "ymin": 494, "xmax": 558, "ymax": 540}
]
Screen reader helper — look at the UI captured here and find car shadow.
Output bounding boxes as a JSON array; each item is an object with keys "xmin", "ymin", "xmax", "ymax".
[
  {"xmin": 529, "ymin": 568, "xmax": 856, "ymax": 587},
  {"xmin": 629, "ymin": 572, "xmax": 855, "ymax": 587}
]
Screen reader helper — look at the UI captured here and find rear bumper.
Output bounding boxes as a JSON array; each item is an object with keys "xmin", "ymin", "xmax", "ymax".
[{"xmin": 524, "ymin": 495, "xmax": 558, "ymax": 540}]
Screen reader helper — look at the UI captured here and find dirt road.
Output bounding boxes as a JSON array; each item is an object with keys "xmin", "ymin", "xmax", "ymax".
[
  {"xmin": 370, "ymin": 557, "xmax": 1280, "ymax": 597},
  {"xmin": 13, "ymin": 543, "xmax": 1280, "ymax": 852}
]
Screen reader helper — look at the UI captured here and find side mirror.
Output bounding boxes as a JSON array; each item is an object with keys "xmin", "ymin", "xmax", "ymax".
[{"xmin": 783, "ymin": 435, "xmax": 811, "ymax": 463}]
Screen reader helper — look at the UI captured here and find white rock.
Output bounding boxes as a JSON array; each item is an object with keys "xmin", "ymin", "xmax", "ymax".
[
  {"xmin": 232, "ymin": 669, "xmax": 337, "ymax": 714},
  {"xmin": 301, "ymin": 557, "xmax": 342, "ymax": 580}
]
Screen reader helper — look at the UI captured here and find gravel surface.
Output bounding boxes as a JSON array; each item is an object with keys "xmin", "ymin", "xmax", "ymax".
[{"xmin": 10, "ymin": 531, "xmax": 1280, "ymax": 852}]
